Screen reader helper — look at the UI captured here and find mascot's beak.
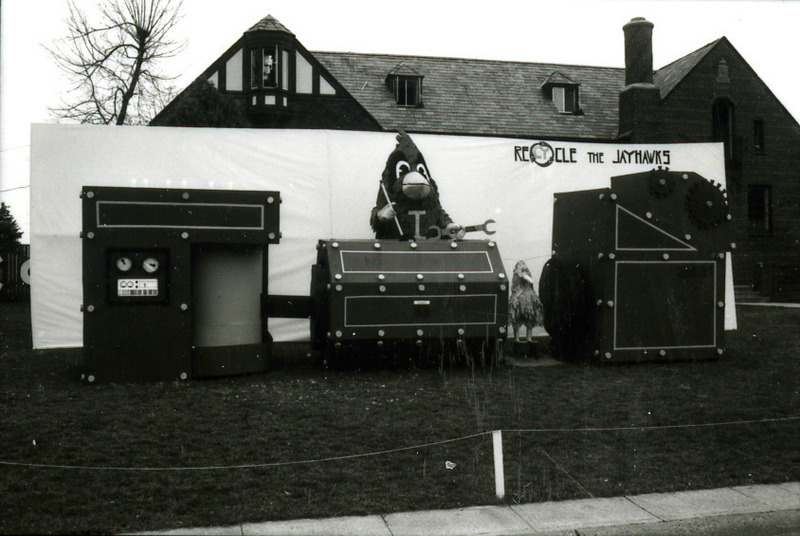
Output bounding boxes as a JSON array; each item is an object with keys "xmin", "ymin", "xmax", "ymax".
[
  {"xmin": 521, "ymin": 272, "xmax": 535, "ymax": 285},
  {"xmin": 401, "ymin": 171, "xmax": 432, "ymax": 201}
]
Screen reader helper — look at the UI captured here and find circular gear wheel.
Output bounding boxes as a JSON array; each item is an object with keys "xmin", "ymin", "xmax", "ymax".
[
  {"xmin": 648, "ymin": 169, "xmax": 676, "ymax": 198},
  {"xmin": 686, "ymin": 179, "xmax": 728, "ymax": 228}
]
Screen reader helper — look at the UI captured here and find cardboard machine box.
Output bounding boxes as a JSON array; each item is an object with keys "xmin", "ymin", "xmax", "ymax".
[
  {"xmin": 540, "ymin": 169, "xmax": 732, "ymax": 364},
  {"xmin": 81, "ymin": 186, "xmax": 280, "ymax": 383},
  {"xmin": 310, "ymin": 238, "xmax": 509, "ymax": 365}
]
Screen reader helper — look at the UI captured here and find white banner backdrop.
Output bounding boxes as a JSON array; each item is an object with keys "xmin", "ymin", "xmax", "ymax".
[{"xmin": 30, "ymin": 124, "xmax": 736, "ymax": 349}]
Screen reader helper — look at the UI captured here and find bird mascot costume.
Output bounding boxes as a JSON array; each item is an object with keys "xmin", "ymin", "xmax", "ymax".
[{"xmin": 370, "ymin": 132, "xmax": 463, "ymax": 240}]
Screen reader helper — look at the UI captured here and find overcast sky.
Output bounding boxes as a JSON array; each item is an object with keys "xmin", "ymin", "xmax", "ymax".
[{"xmin": 2, "ymin": 0, "xmax": 800, "ymax": 242}]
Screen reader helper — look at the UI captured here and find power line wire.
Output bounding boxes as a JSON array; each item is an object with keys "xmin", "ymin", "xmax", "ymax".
[
  {"xmin": 0, "ymin": 144, "xmax": 30, "ymax": 153},
  {"xmin": 0, "ymin": 185, "xmax": 30, "ymax": 193}
]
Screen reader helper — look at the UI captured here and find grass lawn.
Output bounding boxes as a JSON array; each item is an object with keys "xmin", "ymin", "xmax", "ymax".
[{"xmin": 1, "ymin": 302, "xmax": 798, "ymax": 534}]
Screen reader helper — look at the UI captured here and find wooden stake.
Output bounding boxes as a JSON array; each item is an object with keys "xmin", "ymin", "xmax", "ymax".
[{"xmin": 492, "ymin": 430, "xmax": 505, "ymax": 500}]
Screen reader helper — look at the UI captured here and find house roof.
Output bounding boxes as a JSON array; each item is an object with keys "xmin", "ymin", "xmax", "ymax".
[
  {"xmin": 387, "ymin": 62, "xmax": 424, "ymax": 78},
  {"xmin": 246, "ymin": 14, "xmax": 294, "ymax": 35},
  {"xmin": 541, "ymin": 71, "xmax": 580, "ymax": 88},
  {"xmin": 654, "ymin": 39, "xmax": 721, "ymax": 99},
  {"xmin": 314, "ymin": 51, "xmax": 627, "ymax": 140},
  {"xmin": 154, "ymin": 15, "xmax": 746, "ymax": 140}
]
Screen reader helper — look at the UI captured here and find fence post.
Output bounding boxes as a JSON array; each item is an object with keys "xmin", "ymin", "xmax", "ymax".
[{"xmin": 492, "ymin": 430, "xmax": 505, "ymax": 500}]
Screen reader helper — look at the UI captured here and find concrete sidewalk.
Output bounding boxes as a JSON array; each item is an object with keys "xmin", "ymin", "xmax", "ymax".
[{"xmin": 142, "ymin": 482, "xmax": 800, "ymax": 535}]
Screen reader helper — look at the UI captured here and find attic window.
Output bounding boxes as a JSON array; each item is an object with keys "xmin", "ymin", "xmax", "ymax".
[
  {"xmin": 393, "ymin": 76, "xmax": 422, "ymax": 106},
  {"xmin": 552, "ymin": 86, "xmax": 579, "ymax": 113},
  {"xmin": 541, "ymin": 72, "xmax": 581, "ymax": 114},
  {"xmin": 386, "ymin": 63, "xmax": 423, "ymax": 107},
  {"xmin": 250, "ymin": 45, "xmax": 279, "ymax": 89}
]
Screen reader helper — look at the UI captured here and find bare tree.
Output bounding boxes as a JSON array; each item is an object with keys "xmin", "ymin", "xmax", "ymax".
[{"xmin": 48, "ymin": 0, "xmax": 185, "ymax": 125}]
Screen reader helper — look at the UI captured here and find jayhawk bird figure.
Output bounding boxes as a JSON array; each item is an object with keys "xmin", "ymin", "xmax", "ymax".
[{"xmin": 509, "ymin": 260, "xmax": 544, "ymax": 343}]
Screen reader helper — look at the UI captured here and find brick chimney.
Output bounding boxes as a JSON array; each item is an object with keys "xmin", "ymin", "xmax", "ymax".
[
  {"xmin": 624, "ymin": 17, "xmax": 654, "ymax": 84},
  {"xmin": 619, "ymin": 17, "xmax": 662, "ymax": 141}
]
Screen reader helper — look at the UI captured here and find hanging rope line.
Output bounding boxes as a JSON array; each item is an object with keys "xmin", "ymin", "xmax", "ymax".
[
  {"xmin": 0, "ymin": 432, "xmax": 490, "ymax": 472},
  {"xmin": 503, "ymin": 415, "xmax": 800, "ymax": 434},
  {"xmin": 0, "ymin": 415, "xmax": 795, "ymax": 472}
]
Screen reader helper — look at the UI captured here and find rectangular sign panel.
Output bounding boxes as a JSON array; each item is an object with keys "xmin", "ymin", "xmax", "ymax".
[
  {"xmin": 97, "ymin": 201, "xmax": 265, "ymax": 230},
  {"xmin": 614, "ymin": 261, "xmax": 717, "ymax": 349},
  {"xmin": 340, "ymin": 250, "xmax": 493, "ymax": 274},
  {"xmin": 344, "ymin": 294, "xmax": 498, "ymax": 327}
]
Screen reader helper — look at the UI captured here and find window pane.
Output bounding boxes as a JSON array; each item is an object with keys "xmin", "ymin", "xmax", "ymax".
[
  {"xmin": 394, "ymin": 76, "xmax": 420, "ymax": 106},
  {"xmin": 281, "ymin": 50, "xmax": 289, "ymax": 91},
  {"xmin": 748, "ymin": 185, "xmax": 771, "ymax": 233},
  {"xmin": 754, "ymin": 120, "xmax": 765, "ymax": 153},
  {"xmin": 564, "ymin": 87, "xmax": 577, "ymax": 113},
  {"xmin": 712, "ymin": 99, "xmax": 735, "ymax": 160},
  {"xmin": 552, "ymin": 87, "xmax": 565, "ymax": 112},
  {"xmin": 399, "ymin": 79, "xmax": 407, "ymax": 105},
  {"xmin": 406, "ymin": 78, "xmax": 418, "ymax": 105},
  {"xmin": 263, "ymin": 47, "xmax": 277, "ymax": 88},
  {"xmin": 250, "ymin": 50, "xmax": 258, "ymax": 90}
]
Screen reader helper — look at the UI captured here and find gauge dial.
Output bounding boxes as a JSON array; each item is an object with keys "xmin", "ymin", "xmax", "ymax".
[
  {"xmin": 142, "ymin": 257, "xmax": 160, "ymax": 274},
  {"xmin": 115, "ymin": 256, "xmax": 133, "ymax": 272}
]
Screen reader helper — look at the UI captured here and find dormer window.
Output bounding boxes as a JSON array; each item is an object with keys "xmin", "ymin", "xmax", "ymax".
[
  {"xmin": 386, "ymin": 63, "xmax": 423, "ymax": 107},
  {"xmin": 541, "ymin": 72, "xmax": 581, "ymax": 114}
]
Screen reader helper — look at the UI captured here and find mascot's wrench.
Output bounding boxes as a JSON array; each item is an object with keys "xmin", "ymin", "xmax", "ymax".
[
  {"xmin": 427, "ymin": 219, "xmax": 496, "ymax": 239},
  {"xmin": 462, "ymin": 219, "xmax": 497, "ymax": 235}
]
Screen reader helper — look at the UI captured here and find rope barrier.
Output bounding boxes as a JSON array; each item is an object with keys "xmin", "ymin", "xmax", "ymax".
[
  {"xmin": 503, "ymin": 415, "xmax": 800, "ymax": 434},
  {"xmin": 0, "ymin": 432, "xmax": 490, "ymax": 472},
  {"xmin": 0, "ymin": 415, "xmax": 796, "ymax": 472}
]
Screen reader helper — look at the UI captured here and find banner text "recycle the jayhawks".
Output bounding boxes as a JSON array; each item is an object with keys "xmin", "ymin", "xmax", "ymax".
[{"xmin": 514, "ymin": 142, "xmax": 671, "ymax": 167}]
